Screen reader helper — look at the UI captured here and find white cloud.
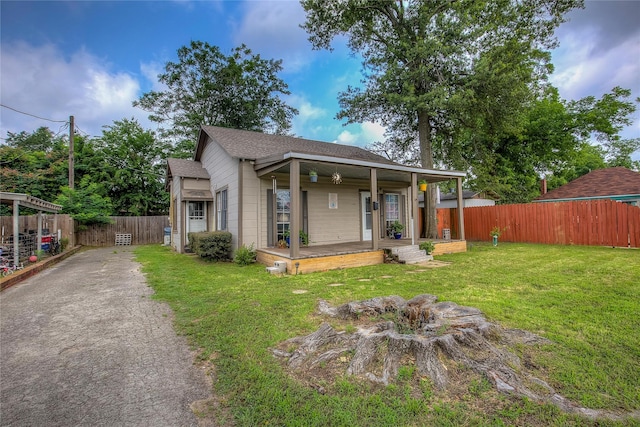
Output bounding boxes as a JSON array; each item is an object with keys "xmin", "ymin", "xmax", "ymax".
[
  {"xmin": 335, "ymin": 122, "xmax": 386, "ymax": 147},
  {"xmin": 0, "ymin": 41, "xmax": 152, "ymax": 139},
  {"xmin": 233, "ymin": 1, "xmax": 312, "ymax": 73}
]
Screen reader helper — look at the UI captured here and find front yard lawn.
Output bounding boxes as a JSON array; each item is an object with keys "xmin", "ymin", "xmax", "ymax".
[{"xmin": 135, "ymin": 242, "xmax": 639, "ymax": 426}]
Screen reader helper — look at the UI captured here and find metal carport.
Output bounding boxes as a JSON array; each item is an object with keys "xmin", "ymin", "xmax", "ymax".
[{"xmin": 0, "ymin": 192, "xmax": 62, "ymax": 266}]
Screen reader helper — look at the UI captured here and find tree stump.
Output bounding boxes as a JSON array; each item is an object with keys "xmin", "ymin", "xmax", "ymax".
[{"xmin": 273, "ymin": 294, "xmax": 623, "ymax": 420}]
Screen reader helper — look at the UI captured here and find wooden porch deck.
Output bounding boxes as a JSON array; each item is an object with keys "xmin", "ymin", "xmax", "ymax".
[{"xmin": 256, "ymin": 239, "xmax": 466, "ymax": 274}]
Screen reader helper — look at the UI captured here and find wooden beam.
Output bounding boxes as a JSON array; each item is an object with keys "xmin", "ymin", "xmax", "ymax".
[
  {"xmin": 370, "ymin": 168, "xmax": 379, "ymax": 250},
  {"xmin": 289, "ymin": 159, "xmax": 300, "ymax": 258},
  {"xmin": 457, "ymin": 177, "xmax": 465, "ymax": 240}
]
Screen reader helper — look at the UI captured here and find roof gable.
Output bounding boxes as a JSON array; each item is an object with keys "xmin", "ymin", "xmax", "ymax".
[
  {"xmin": 196, "ymin": 126, "xmax": 397, "ymax": 166},
  {"xmin": 166, "ymin": 158, "xmax": 210, "ymax": 180},
  {"xmin": 536, "ymin": 167, "xmax": 640, "ymax": 201}
]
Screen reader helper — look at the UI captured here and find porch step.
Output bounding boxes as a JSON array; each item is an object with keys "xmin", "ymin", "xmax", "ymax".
[
  {"xmin": 266, "ymin": 260, "xmax": 287, "ymax": 274},
  {"xmin": 391, "ymin": 245, "xmax": 433, "ymax": 264}
]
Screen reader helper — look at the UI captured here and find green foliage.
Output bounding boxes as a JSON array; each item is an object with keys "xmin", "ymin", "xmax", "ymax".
[
  {"xmin": 283, "ymin": 229, "xmax": 309, "ymax": 246},
  {"xmin": 97, "ymin": 118, "xmax": 169, "ymax": 215},
  {"xmin": 55, "ymin": 184, "xmax": 113, "ymax": 226},
  {"xmin": 419, "ymin": 241, "xmax": 435, "ymax": 255},
  {"xmin": 188, "ymin": 231, "xmax": 232, "ymax": 261},
  {"xmin": 134, "ymin": 41, "xmax": 298, "ymax": 155},
  {"xmin": 1, "ymin": 121, "xmax": 171, "ymax": 217},
  {"xmin": 489, "ymin": 226, "xmax": 503, "ymax": 238},
  {"xmin": 390, "ymin": 220, "xmax": 404, "ymax": 233},
  {"xmin": 234, "ymin": 243, "xmax": 256, "ymax": 266}
]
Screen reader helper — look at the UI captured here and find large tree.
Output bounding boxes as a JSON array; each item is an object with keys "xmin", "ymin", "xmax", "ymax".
[
  {"xmin": 134, "ymin": 41, "xmax": 298, "ymax": 157},
  {"xmin": 96, "ymin": 118, "xmax": 169, "ymax": 216},
  {"xmin": 468, "ymin": 87, "xmax": 639, "ymax": 203},
  {"xmin": 301, "ymin": 0, "xmax": 582, "ymax": 237}
]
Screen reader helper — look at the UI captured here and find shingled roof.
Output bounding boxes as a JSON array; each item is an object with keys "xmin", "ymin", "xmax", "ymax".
[
  {"xmin": 166, "ymin": 158, "xmax": 210, "ymax": 180},
  {"xmin": 536, "ymin": 167, "xmax": 640, "ymax": 201},
  {"xmin": 197, "ymin": 126, "xmax": 397, "ymax": 165}
]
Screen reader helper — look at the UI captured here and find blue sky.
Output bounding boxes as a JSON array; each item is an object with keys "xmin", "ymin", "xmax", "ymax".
[{"xmin": 1, "ymin": 0, "xmax": 638, "ymax": 160}]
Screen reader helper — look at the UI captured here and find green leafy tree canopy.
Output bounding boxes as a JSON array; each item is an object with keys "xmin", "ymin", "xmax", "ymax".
[{"xmin": 134, "ymin": 41, "xmax": 298, "ymax": 156}]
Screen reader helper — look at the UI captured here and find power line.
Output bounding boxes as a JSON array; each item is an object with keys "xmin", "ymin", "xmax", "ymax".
[{"xmin": 0, "ymin": 104, "xmax": 68, "ymax": 124}]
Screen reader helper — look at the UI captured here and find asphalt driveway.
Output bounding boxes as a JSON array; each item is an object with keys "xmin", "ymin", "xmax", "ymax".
[{"xmin": 0, "ymin": 246, "xmax": 212, "ymax": 426}]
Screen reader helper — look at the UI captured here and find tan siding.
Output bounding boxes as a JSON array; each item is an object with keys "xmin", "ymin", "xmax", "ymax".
[
  {"xmin": 183, "ymin": 178, "xmax": 210, "ymax": 190},
  {"xmin": 200, "ymin": 136, "xmax": 239, "ymax": 248},
  {"xmin": 304, "ymin": 183, "xmax": 361, "ymax": 245},
  {"xmin": 241, "ymin": 161, "xmax": 260, "ymax": 247}
]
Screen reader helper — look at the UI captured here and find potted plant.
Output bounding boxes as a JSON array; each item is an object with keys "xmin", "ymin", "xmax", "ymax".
[
  {"xmin": 419, "ymin": 241, "xmax": 435, "ymax": 255},
  {"xmin": 490, "ymin": 226, "xmax": 502, "ymax": 246},
  {"xmin": 390, "ymin": 220, "xmax": 404, "ymax": 239},
  {"xmin": 418, "ymin": 180, "xmax": 427, "ymax": 192},
  {"xmin": 309, "ymin": 170, "xmax": 318, "ymax": 183},
  {"xmin": 283, "ymin": 229, "xmax": 309, "ymax": 246}
]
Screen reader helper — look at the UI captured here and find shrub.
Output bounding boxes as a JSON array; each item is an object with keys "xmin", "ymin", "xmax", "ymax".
[
  {"xmin": 419, "ymin": 241, "xmax": 435, "ymax": 255},
  {"xmin": 188, "ymin": 231, "xmax": 232, "ymax": 261},
  {"xmin": 234, "ymin": 243, "xmax": 257, "ymax": 266}
]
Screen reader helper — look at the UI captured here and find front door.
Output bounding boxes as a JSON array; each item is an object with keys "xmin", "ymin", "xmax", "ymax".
[
  {"xmin": 187, "ymin": 201, "xmax": 207, "ymax": 234},
  {"xmin": 361, "ymin": 192, "xmax": 372, "ymax": 241}
]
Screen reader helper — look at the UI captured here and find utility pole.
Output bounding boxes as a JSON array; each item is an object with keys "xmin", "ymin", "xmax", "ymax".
[{"xmin": 69, "ymin": 115, "xmax": 74, "ymax": 189}]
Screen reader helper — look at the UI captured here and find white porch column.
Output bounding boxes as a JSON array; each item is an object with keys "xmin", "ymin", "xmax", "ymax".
[
  {"xmin": 456, "ymin": 177, "xmax": 465, "ymax": 240},
  {"xmin": 411, "ymin": 173, "xmax": 419, "ymax": 245},
  {"xmin": 370, "ymin": 168, "xmax": 379, "ymax": 250},
  {"xmin": 289, "ymin": 159, "xmax": 301, "ymax": 258},
  {"xmin": 37, "ymin": 211, "xmax": 43, "ymax": 255},
  {"xmin": 12, "ymin": 200, "xmax": 19, "ymax": 265}
]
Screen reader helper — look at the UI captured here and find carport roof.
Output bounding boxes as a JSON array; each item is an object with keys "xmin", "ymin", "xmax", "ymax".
[{"xmin": 0, "ymin": 192, "xmax": 62, "ymax": 212}]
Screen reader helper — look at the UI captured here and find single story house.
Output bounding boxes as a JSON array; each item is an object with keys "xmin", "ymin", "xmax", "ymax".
[
  {"xmin": 535, "ymin": 167, "xmax": 640, "ymax": 206},
  {"xmin": 166, "ymin": 126, "xmax": 467, "ymax": 273}
]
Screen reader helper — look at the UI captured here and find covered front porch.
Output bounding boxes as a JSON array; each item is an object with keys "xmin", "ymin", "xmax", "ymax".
[
  {"xmin": 257, "ymin": 238, "xmax": 466, "ymax": 274},
  {"xmin": 254, "ymin": 151, "xmax": 467, "ymax": 273}
]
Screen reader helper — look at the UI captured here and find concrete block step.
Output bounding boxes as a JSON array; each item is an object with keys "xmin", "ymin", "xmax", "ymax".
[
  {"xmin": 391, "ymin": 245, "xmax": 420, "ymax": 255},
  {"xmin": 402, "ymin": 254, "xmax": 434, "ymax": 264}
]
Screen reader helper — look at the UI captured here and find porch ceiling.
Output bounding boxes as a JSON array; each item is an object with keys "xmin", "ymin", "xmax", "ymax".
[{"xmin": 254, "ymin": 153, "xmax": 465, "ymax": 184}]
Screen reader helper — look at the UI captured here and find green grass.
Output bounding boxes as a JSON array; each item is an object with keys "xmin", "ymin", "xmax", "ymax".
[{"xmin": 135, "ymin": 242, "xmax": 640, "ymax": 426}]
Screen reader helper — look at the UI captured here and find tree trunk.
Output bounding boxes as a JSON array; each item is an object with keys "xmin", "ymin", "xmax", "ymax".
[{"xmin": 418, "ymin": 110, "xmax": 438, "ymax": 238}]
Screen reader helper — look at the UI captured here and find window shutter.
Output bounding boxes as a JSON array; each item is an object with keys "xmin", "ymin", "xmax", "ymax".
[{"xmin": 267, "ymin": 189, "xmax": 274, "ymax": 246}]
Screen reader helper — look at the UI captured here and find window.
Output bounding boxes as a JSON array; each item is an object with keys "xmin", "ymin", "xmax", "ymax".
[
  {"xmin": 217, "ymin": 189, "xmax": 227, "ymax": 230},
  {"xmin": 276, "ymin": 189, "xmax": 290, "ymax": 241},
  {"xmin": 385, "ymin": 193, "xmax": 400, "ymax": 236}
]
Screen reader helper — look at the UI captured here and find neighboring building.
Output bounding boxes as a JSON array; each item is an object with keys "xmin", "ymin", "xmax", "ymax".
[
  {"xmin": 535, "ymin": 167, "xmax": 640, "ymax": 206},
  {"xmin": 166, "ymin": 126, "xmax": 467, "ymax": 272},
  {"xmin": 436, "ymin": 190, "xmax": 498, "ymax": 209}
]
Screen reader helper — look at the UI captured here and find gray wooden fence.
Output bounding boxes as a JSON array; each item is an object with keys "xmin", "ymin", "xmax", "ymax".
[
  {"xmin": 76, "ymin": 216, "xmax": 170, "ymax": 246},
  {"xmin": 1, "ymin": 215, "xmax": 169, "ymax": 248}
]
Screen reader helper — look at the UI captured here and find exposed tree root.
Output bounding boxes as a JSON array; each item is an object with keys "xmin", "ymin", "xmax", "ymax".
[{"xmin": 273, "ymin": 294, "xmax": 637, "ymax": 421}]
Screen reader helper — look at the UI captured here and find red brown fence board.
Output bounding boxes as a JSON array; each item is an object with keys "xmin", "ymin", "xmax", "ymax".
[{"xmin": 436, "ymin": 199, "xmax": 640, "ymax": 248}]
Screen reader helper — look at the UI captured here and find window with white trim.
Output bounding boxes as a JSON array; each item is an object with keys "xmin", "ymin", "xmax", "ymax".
[{"xmin": 216, "ymin": 189, "xmax": 227, "ymax": 230}]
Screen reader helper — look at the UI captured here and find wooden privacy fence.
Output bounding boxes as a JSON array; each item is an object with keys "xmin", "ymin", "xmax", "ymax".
[
  {"xmin": 1, "ymin": 215, "xmax": 169, "ymax": 247},
  {"xmin": 438, "ymin": 199, "xmax": 640, "ymax": 248},
  {"xmin": 76, "ymin": 216, "xmax": 169, "ymax": 246},
  {"xmin": 1, "ymin": 214, "xmax": 74, "ymax": 245}
]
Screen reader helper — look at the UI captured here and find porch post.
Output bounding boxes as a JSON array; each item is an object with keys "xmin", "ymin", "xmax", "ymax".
[
  {"xmin": 290, "ymin": 159, "xmax": 301, "ymax": 258},
  {"xmin": 12, "ymin": 200, "xmax": 19, "ymax": 265},
  {"xmin": 37, "ymin": 211, "xmax": 43, "ymax": 255},
  {"xmin": 370, "ymin": 168, "xmax": 379, "ymax": 250},
  {"xmin": 456, "ymin": 177, "xmax": 465, "ymax": 240},
  {"xmin": 411, "ymin": 173, "xmax": 419, "ymax": 245}
]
